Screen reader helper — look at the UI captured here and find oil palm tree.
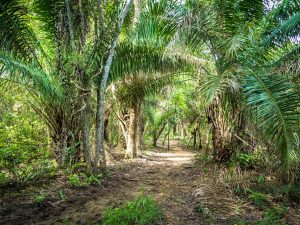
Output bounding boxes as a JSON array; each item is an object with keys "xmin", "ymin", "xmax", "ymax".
[{"xmin": 0, "ymin": 0, "xmax": 132, "ymax": 172}]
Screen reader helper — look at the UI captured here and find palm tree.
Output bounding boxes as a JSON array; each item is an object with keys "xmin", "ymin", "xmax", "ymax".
[
  {"xmin": 176, "ymin": 0, "xmax": 300, "ymax": 180},
  {"xmin": 0, "ymin": 0, "xmax": 133, "ymax": 172},
  {"xmin": 106, "ymin": 0, "xmax": 189, "ymax": 158}
]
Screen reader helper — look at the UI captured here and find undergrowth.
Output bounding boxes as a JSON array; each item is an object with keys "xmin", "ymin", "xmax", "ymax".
[{"xmin": 102, "ymin": 195, "xmax": 163, "ymax": 225}]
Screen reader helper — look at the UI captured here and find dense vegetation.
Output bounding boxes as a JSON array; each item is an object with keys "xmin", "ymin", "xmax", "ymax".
[{"xmin": 0, "ymin": 0, "xmax": 299, "ymax": 224}]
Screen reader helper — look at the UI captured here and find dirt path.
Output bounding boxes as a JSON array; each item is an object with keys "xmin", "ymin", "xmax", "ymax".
[{"xmin": 1, "ymin": 143, "xmax": 206, "ymax": 225}]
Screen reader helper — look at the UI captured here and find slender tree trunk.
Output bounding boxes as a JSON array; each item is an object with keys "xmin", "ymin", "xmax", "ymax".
[
  {"xmin": 104, "ymin": 109, "xmax": 110, "ymax": 143},
  {"xmin": 173, "ymin": 124, "xmax": 177, "ymax": 137},
  {"xmin": 167, "ymin": 128, "xmax": 170, "ymax": 150},
  {"xmin": 192, "ymin": 127, "xmax": 197, "ymax": 148},
  {"xmin": 136, "ymin": 102, "xmax": 143, "ymax": 156},
  {"xmin": 198, "ymin": 121, "xmax": 202, "ymax": 151},
  {"xmin": 94, "ymin": 0, "xmax": 133, "ymax": 173},
  {"xmin": 152, "ymin": 123, "xmax": 166, "ymax": 147},
  {"xmin": 153, "ymin": 131, "xmax": 158, "ymax": 147},
  {"xmin": 81, "ymin": 94, "xmax": 92, "ymax": 172},
  {"xmin": 126, "ymin": 106, "xmax": 138, "ymax": 158}
]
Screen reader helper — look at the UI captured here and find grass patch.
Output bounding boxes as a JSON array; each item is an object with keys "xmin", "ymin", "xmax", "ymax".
[{"xmin": 102, "ymin": 195, "xmax": 163, "ymax": 225}]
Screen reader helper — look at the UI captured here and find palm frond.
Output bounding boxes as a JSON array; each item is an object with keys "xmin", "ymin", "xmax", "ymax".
[
  {"xmin": 199, "ymin": 72, "xmax": 240, "ymax": 104},
  {"xmin": 0, "ymin": 53, "xmax": 62, "ymax": 99},
  {"xmin": 264, "ymin": 0, "xmax": 300, "ymax": 45},
  {"xmin": 243, "ymin": 70, "xmax": 300, "ymax": 171},
  {"xmin": 0, "ymin": 0, "xmax": 39, "ymax": 60},
  {"xmin": 116, "ymin": 74, "xmax": 175, "ymax": 107}
]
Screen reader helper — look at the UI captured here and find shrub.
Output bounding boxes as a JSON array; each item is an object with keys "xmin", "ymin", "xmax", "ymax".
[
  {"xmin": 0, "ymin": 92, "xmax": 52, "ymax": 184},
  {"xmin": 102, "ymin": 195, "xmax": 163, "ymax": 225},
  {"xmin": 68, "ymin": 173, "xmax": 102, "ymax": 187}
]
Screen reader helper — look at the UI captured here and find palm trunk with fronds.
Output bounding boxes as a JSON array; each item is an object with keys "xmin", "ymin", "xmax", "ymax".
[{"xmin": 207, "ymin": 98, "xmax": 234, "ymax": 163}]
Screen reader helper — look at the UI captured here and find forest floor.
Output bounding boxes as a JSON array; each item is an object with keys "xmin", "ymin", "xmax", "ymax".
[{"xmin": 1, "ymin": 141, "xmax": 299, "ymax": 225}]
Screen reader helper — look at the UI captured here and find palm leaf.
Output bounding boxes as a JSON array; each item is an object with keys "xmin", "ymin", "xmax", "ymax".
[
  {"xmin": 0, "ymin": 53, "xmax": 62, "ymax": 99},
  {"xmin": 243, "ymin": 70, "xmax": 300, "ymax": 171}
]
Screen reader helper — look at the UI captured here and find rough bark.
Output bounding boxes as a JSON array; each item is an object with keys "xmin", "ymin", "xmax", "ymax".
[
  {"xmin": 207, "ymin": 97, "xmax": 235, "ymax": 163},
  {"xmin": 81, "ymin": 92, "xmax": 92, "ymax": 172}
]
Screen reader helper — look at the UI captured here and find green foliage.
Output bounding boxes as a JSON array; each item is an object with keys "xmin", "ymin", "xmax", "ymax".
[
  {"xmin": 247, "ymin": 189, "xmax": 269, "ymax": 207},
  {"xmin": 0, "ymin": 88, "xmax": 54, "ymax": 184},
  {"xmin": 68, "ymin": 173, "xmax": 102, "ymax": 187},
  {"xmin": 33, "ymin": 190, "xmax": 48, "ymax": 203},
  {"xmin": 102, "ymin": 195, "xmax": 163, "ymax": 225},
  {"xmin": 243, "ymin": 71, "xmax": 300, "ymax": 173},
  {"xmin": 246, "ymin": 188, "xmax": 288, "ymax": 224},
  {"xmin": 233, "ymin": 149, "xmax": 278, "ymax": 171},
  {"xmin": 258, "ymin": 206, "xmax": 288, "ymax": 225},
  {"xmin": 68, "ymin": 174, "xmax": 81, "ymax": 187},
  {"xmin": 58, "ymin": 189, "xmax": 68, "ymax": 202}
]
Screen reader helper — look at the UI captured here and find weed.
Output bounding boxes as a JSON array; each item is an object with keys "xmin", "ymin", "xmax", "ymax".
[
  {"xmin": 68, "ymin": 174, "xmax": 81, "ymax": 187},
  {"xmin": 68, "ymin": 172, "xmax": 103, "ymax": 187},
  {"xmin": 102, "ymin": 195, "xmax": 163, "ymax": 225},
  {"xmin": 58, "ymin": 189, "xmax": 68, "ymax": 201},
  {"xmin": 33, "ymin": 190, "xmax": 48, "ymax": 203}
]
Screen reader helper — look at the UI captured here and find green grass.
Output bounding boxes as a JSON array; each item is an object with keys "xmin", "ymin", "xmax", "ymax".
[{"xmin": 102, "ymin": 195, "xmax": 163, "ymax": 225}]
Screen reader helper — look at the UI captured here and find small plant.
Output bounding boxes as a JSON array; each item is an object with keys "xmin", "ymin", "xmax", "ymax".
[
  {"xmin": 68, "ymin": 174, "xmax": 81, "ymax": 187},
  {"xmin": 104, "ymin": 168, "xmax": 111, "ymax": 177},
  {"xmin": 58, "ymin": 189, "xmax": 68, "ymax": 201},
  {"xmin": 194, "ymin": 203, "xmax": 210, "ymax": 216},
  {"xmin": 34, "ymin": 190, "xmax": 48, "ymax": 203},
  {"xmin": 102, "ymin": 195, "xmax": 163, "ymax": 225},
  {"xmin": 247, "ymin": 189, "xmax": 269, "ymax": 207},
  {"xmin": 68, "ymin": 172, "xmax": 103, "ymax": 187},
  {"xmin": 85, "ymin": 173, "xmax": 102, "ymax": 185}
]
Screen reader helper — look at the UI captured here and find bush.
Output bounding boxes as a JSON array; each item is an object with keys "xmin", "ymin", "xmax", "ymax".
[
  {"xmin": 102, "ymin": 195, "xmax": 163, "ymax": 225},
  {"xmin": 0, "ymin": 89, "xmax": 53, "ymax": 185}
]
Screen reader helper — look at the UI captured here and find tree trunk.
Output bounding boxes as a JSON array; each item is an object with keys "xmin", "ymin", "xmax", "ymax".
[
  {"xmin": 207, "ymin": 98, "xmax": 234, "ymax": 163},
  {"xmin": 133, "ymin": 0, "xmax": 141, "ymax": 27},
  {"xmin": 173, "ymin": 124, "xmax": 177, "ymax": 137},
  {"xmin": 126, "ymin": 106, "xmax": 138, "ymax": 158},
  {"xmin": 94, "ymin": 0, "xmax": 133, "ymax": 173},
  {"xmin": 81, "ymin": 93, "xmax": 92, "ymax": 172},
  {"xmin": 192, "ymin": 128, "xmax": 197, "ymax": 148},
  {"xmin": 52, "ymin": 132, "xmax": 68, "ymax": 165},
  {"xmin": 198, "ymin": 125, "xmax": 202, "ymax": 151},
  {"xmin": 136, "ymin": 102, "xmax": 143, "ymax": 156},
  {"xmin": 203, "ymin": 124, "xmax": 211, "ymax": 160},
  {"xmin": 163, "ymin": 127, "xmax": 171, "ymax": 146},
  {"xmin": 104, "ymin": 109, "xmax": 110, "ymax": 143},
  {"xmin": 167, "ymin": 128, "xmax": 170, "ymax": 150},
  {"xmin": 152, "ymin": 122, "xmax": 166, "ymax": 147},
  {"xmin": 153, "ymin": 131, "xmax": 158, "ymax": 147}
]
